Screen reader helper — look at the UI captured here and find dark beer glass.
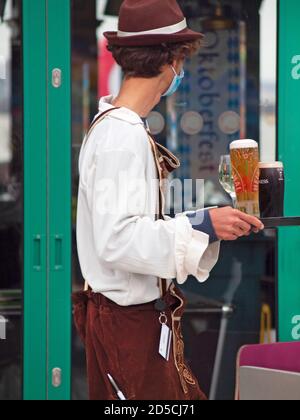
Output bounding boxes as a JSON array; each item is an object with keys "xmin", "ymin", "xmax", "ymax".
[{"xmin": 259, "ymin": 162, "xmax": 285, "ymax": 218}]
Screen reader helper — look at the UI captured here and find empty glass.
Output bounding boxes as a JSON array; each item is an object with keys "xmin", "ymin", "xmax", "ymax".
[{"xmin": 219, "ymin": 155, "xmax": 237, "ymax": 208}]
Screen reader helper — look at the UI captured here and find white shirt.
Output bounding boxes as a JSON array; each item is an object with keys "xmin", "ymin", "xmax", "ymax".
[{"xmin": 76, "ymin": 95, "xmax": 220, "ymax": 306}]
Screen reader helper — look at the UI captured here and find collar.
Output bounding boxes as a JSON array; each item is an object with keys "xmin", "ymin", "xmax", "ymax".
[{"xmin": 98, "ymin": 95, "xmax": 145, "ymax": 125}]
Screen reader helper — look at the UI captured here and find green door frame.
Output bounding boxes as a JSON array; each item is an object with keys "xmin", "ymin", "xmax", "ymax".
[
  {"xmin": 23, "ymin": 0, "xmax": 47, "ymax": 400},
  {"xmin": 47, "ymin": 0, "xmax": 72, "ymax": 401},
  {"xmin": 278, "ymin": 0, "xmax": 300, "ymax": 342},
  {"xmin": 23, "ymin": 0, "xmax": 71, "ymax": 400}
]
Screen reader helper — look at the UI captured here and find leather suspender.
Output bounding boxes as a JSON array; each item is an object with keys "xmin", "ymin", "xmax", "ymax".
[
  {"xmin": 82, "ymin": 107, "xmax": 120, "ymax": 150},
  {"xmin": 145, "ymin": 131, "xmax": 169, "ymax": 297}
]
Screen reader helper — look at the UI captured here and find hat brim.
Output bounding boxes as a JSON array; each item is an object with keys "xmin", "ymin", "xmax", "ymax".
[{"xmin": 103, "ymin": 28, "xmax": 204, "ymax": 47}]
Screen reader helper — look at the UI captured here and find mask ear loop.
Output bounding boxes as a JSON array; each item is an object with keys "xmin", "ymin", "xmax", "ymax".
[
  {"xmin": 171, "ymin": 65, "xmax": 177, "ymax": 76},
  {"xmin": 171, "ymin": 65, "xmax": 185, "ymax": 78}
]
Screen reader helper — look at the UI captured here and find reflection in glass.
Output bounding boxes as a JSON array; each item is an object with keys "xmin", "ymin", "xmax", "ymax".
[{"xmin": 0, "ymin": 0, "xmax": 23, "ymax": 400}]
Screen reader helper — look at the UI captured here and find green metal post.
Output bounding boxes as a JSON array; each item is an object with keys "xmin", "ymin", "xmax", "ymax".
[
  {"xmin": 47, "ymin": 0, "xmax": 72, "ymax": 400},
  {"xmin": 278, "ymin": 0, "xmax": 300, "ymax": 341},
  {"xmin": 23, "ymin": 0, "xmax": 48, "ymax": 400}
]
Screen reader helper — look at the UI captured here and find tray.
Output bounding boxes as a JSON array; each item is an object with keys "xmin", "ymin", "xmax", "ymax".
[{"xmin": 260, "ymin": 217, "xmax": 300, "ymax": 228}]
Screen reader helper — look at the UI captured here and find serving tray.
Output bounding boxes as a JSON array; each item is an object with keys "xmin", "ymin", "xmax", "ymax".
[{"xmin": 260, "ymin": 217, "xmax": 300, "ymax": 228}]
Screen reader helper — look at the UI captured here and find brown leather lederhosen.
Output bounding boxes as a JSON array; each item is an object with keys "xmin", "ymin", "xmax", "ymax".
[{"xmin": 72, "ymin": 108, "xmax": 207, "ymax": 401}]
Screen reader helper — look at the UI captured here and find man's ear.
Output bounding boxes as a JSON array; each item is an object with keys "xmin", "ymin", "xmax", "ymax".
[
  {"xmin": 160, "ymin": 63, "xmax": 171, "ymax": 78},
  {"xmin": 172, "ymin": 60, "xmax": 178, "ymax": 71}
]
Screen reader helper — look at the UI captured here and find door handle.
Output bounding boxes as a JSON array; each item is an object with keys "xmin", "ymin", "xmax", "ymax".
[
  {"xmin": 51, "ymin": 234, "xmax": 64, "ymax": 271},
  {"xmin": 52, "ymin": 367, "xmax": 62, "ymax": 388},
  {"xmin": 33, "ymin": 235, "xmax": 43, "ymax": 271}
]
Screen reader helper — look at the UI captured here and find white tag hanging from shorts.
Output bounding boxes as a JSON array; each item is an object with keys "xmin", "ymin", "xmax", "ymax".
[{"xmin": 159, "ymin": 313, "xmax": 172, "ymax": 361}]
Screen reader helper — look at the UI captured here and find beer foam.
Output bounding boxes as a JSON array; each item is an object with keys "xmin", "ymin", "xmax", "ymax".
[
  {"xmin": 259, "ymin": 162, "xmax": 283, "ymax": 169},
  {"xmin": 230, "ymin": 139, "xmax": 258, "ymax": 149}
]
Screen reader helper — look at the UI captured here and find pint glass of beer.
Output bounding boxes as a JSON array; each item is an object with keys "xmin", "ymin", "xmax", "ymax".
[{"xmin": 230, "ymin": 140, "xmax": 260, "ymax": 217}]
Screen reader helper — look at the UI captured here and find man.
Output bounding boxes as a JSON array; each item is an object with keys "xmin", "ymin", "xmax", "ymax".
[{"xmin": 75, "ymin": 0, "xmax": 264, "ymax": 400}]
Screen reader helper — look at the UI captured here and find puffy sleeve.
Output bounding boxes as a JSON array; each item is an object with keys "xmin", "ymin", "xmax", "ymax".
[{"xmin": 89, "ymin": 131, "xmax": 220, "ymax": 284}]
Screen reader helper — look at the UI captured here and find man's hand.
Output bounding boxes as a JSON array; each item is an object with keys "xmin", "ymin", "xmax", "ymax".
[{"xmin": 209, "ymin": 207, "xmax": 264, "ymax": 241}]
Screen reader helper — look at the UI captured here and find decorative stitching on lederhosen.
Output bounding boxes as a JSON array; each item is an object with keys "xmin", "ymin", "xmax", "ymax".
[
  {"xmin": 170, "ymin": 284, "xmax": 197, "ymax": 393},
  {"xmin": 145, "ymin": 130, "xmax": 197, "ymax": 394}
]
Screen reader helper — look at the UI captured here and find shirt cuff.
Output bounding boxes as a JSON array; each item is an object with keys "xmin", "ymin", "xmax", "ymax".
[{"xmin": 187, "ymin": 209, "xmax": 219, "ymax": 244}]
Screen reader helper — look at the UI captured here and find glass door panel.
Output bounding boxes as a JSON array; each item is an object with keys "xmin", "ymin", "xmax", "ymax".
[
  {"xmin": 175, "ymin": 0, "xmax": 278, "ymax": 400},
  {"xmin": 71, "ymin": 0, "xmax": 279, "ymax": 400},
  {"xmin": 71, "ymin": 0, "xmax": 101, "ymax": 400}
]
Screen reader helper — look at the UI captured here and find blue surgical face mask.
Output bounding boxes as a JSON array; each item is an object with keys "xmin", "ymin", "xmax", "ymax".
[{"xmin": 162, "ymin": 65, "xmax": 185, "ymax": 97}]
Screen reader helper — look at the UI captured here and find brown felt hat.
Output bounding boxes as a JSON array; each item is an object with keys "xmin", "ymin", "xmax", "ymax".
[{"xmin": 104, "ymin": 0, "xmax": 204, "ymax": 47}]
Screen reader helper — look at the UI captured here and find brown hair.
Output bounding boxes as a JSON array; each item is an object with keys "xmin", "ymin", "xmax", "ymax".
[{"xmin": 107, "ymin": 39, "xmax": 201, "ymax": 78}]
